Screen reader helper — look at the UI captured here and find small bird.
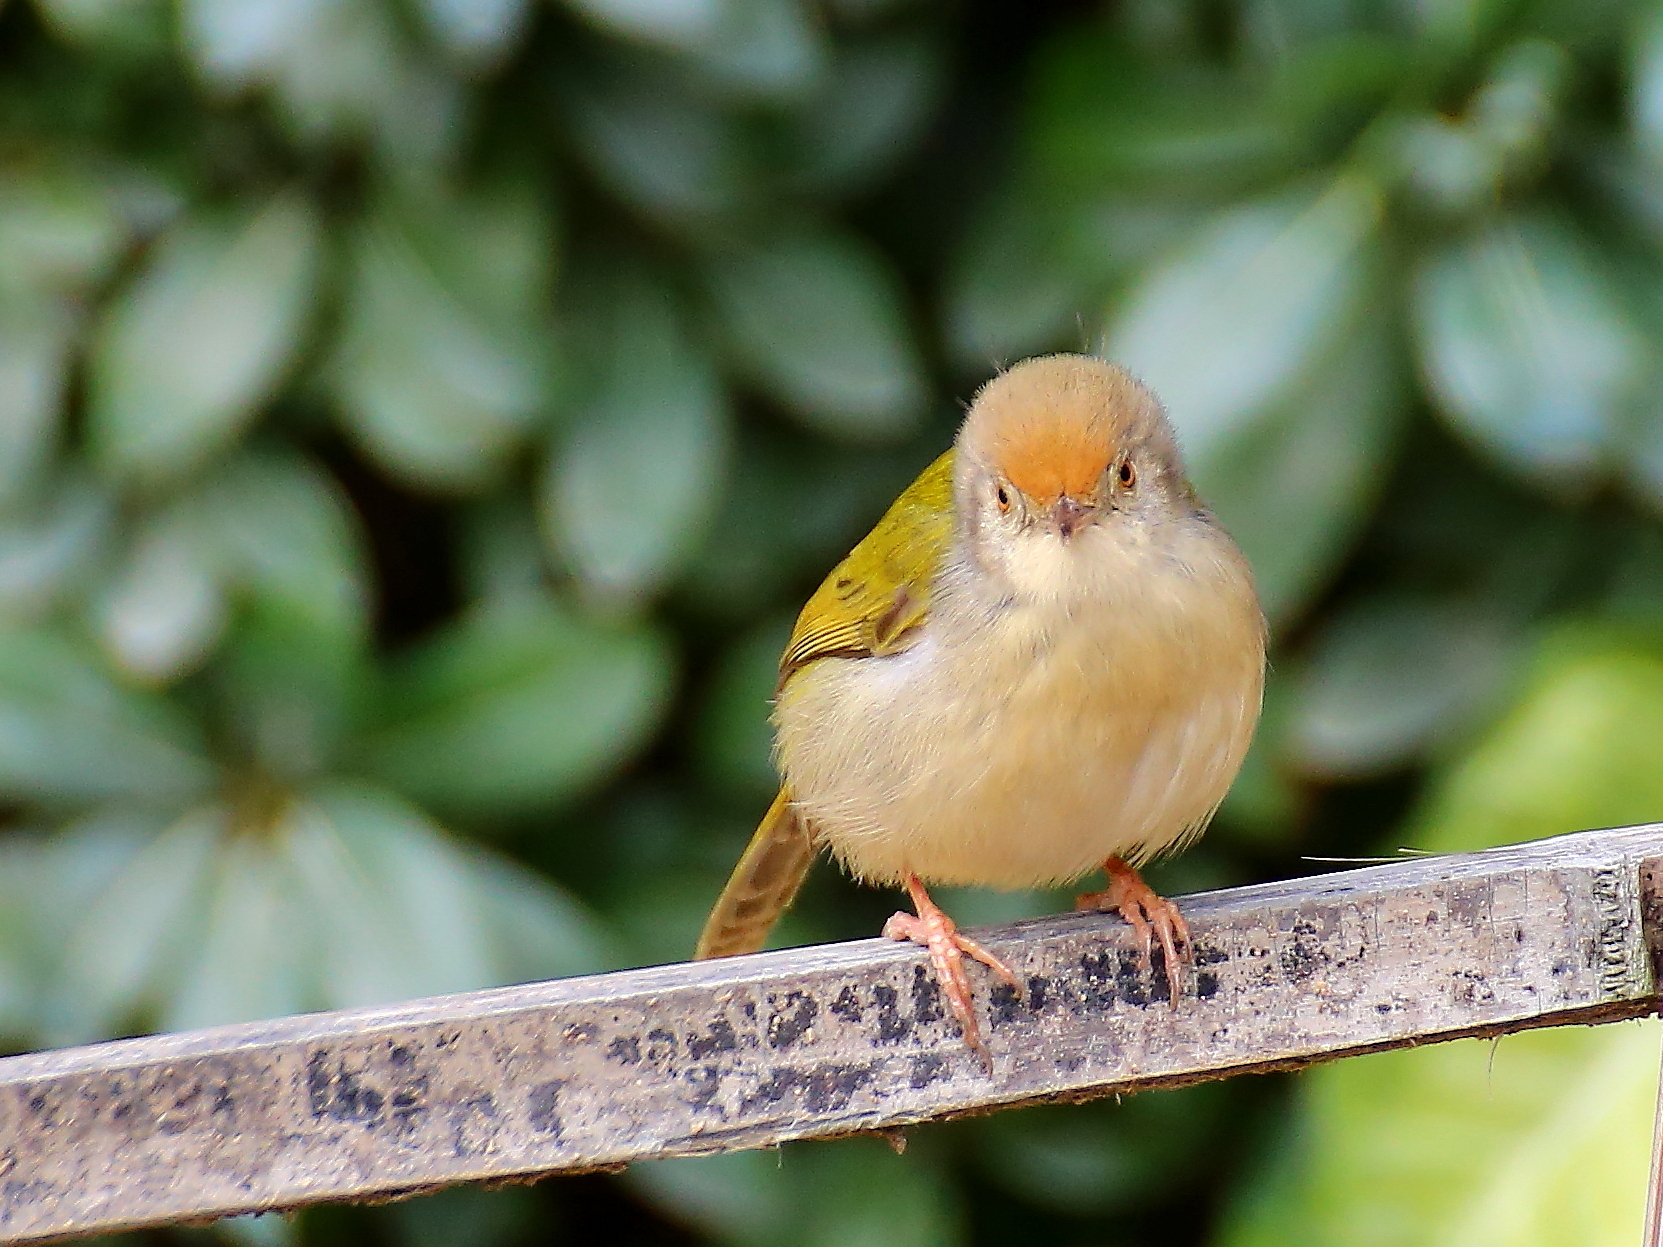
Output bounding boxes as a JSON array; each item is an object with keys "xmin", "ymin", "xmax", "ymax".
[{"xmin": 695, "ymin": 354, "xmax": 1265, "ymax": 1064}]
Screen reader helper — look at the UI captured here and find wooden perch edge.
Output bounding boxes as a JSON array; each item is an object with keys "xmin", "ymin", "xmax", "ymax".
[{"xmin": 4, "ymin": 824, "xmax": 1663, "ymax": 1244}]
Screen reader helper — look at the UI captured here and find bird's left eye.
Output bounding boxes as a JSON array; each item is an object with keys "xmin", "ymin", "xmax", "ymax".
[
  {"xmin": 995, "ymin": 484, "xmax": 1011, "ymax": 511},
  {"xmin": 1118, "ymin": 460, "xmax": 1136, "ymax": 489}
]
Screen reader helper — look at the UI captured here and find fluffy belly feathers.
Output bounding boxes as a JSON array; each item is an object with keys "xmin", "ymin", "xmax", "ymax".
[{"xmin": 773, "ymin": 573, "xmax": 1263, "ymax": 889}]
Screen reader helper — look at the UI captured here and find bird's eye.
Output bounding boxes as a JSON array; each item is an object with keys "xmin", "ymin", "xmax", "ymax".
[
  {"xmin": 995, "ymin": 484, "xmax": 1011, "ymax": 511},
  {"xmin": 1118, "ymin": 460, "xmax": 1136, "ymax": 489}
]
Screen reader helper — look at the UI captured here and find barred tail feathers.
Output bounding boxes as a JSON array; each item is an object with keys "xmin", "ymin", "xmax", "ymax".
[{"xmin": 694, "ymin": 789, "xmax": 816, "ymax": 960}]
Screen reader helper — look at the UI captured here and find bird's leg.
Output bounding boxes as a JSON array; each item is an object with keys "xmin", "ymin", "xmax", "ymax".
[
  {"xmin": 883, "ymin": 874, "xmax": 1020, "ymax": 1070},
  {"xmin": 1076, "ymin": 857, "xmax": 1190, "ymax": 1006}
]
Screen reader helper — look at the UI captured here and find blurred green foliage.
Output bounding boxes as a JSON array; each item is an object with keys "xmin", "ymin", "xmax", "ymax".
[{"xmin": 7, "ymin": 0, "xmax": 1663, "ymax": 1243}]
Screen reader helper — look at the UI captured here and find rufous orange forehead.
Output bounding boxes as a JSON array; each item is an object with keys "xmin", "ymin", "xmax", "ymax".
[
  {"xmin": 961, "ymin": 355, "xmax": 1159, "ymax": 507},
  {"xmin": 993, "ymin": 420, "xmax": 1113, "ymax": 505}
]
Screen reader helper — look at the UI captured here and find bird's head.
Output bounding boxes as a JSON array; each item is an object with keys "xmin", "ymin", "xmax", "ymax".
[{"xmin": 952, "ymin": 354, "xmax": 1198, "ymax": 603}]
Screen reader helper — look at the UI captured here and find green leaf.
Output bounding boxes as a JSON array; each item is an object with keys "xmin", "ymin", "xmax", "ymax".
[
  {"xmin": 790, "ymin": 1138, "xmax": 961, "ymax": 1247},
  {"xmin": 635, "ymin": 1143, "xmax": 957, "ymax": 1247},
  {"xmin": 975, "ymin": 1084, "xmax": 1226, "ymax": 1214},
  {"xmin": 0, "ymin": 626, "xmax": 211, "ymax": 805},
  {"xmin": 1192, "ymin": 320, "xmax": 1404, "ymax": 627},
  {"xmin": 1260, "ymin": 30, "xmax": 1410, "ymax": 131},
  {"xmin": 87, "ymin": 450, "xmax": 367, "ymax": 699},
  {"xmin": 632, "ymin": 1136, "xmax": 960, "ymax": 1247},
  {"xmin": 1413, "ymin": 215, "xmax": 1644, "ymax": 491},
  {"xmin": 282, "ymin": 783, "xmax": 497, "ymax": 1007},
  {"xmin": 566, "ymin": 0, "xmax": 823, "ymax": 99},
  {"xmin": 42, "ymin": 807, "xmax": 219, "ymax": 1044},
  {"xmin": 1028, "ymin": 40, "xmax": 1292, "ymax": 198},
  {"xmin": 560, "ymin": 0, "xmax": 726, "ymax": 49},
  {"xmin": 0, "ymin": 301, "xmax": 74, "ymax": 507},
  {"xmin": 391, "ymin": 1187, "xmax": 537, "ymax": 1247},
  {"xmin": 1286, "ymin": 592, "xmax": 1516, "ymax": 779},
  {"xmin": 279, "ymin": 782, "xmax": 608, "ymax": 1006},
  {"xmin": 0, "ymin": 835, "xmax": 45, "ymax": 1039},
  {"xmin": 1221, "ymin": 627, "xmax": 1663, "ymax": 1247},
  {"xmin": 333, "ymin": 185, "xmax": 555, "ymax": 491},
  {"xmin": 44, "ymin": 782, "xmax": 608, "ymax": 1036},
  {"xmin": 676, "ymin": 428, "xmax": 916, "ymax": 621},
  {"xmin": 467, "ymin": 846, "xmax": 615, "ymax": 982},
  {"xmin": 184, "ymin": 0, "xmax": 465, "ymax": 170},
  {"xmin": 395, "ymin": 173, "xmax": 558, "ymax": 324},
  {"xmin": 1107, "ymin": 175, "xmax": 1380, "ymax": 457},
  {"xmin": 0, "ymin": 475, "xmax": 111, "ymax": 621},
  {"xmin": 217, "ymin": 1210, "xmax": 297, "ymax": 1247},
  {"xmin": 684, "ymin": 0, "xmax": 826, "ymax": 102},
  {"xmin": 927, "ymin": 885, "xmax": 1059, "ymax": 927},
  {"xmin": 562, "ymin": 53, "xmax": 750, "ymax": 225},
  {"xmin": 777, "ymin": 32, "xmax": 943, "ymax": 195},
  {"xmin": 1394, "ymin": 0, "xmax": 1514, "ymax": 54},
  {"xmin": 179, "ymin": 0, "xmax": 319, "ymax": 85},
  {"xmin": 206, "ymin": 452, "xmax": 370, "ymax": 645},
  {"xmin": 629, "ymin": 1150, "xmax": 793, "ymax": 1245},
  {"xmin": 87, "ymin": 191, "xmax": 321, "ymax": 484},
  {"xmin": 543, "ymin": 272, "xmax": 731, "ymax": 604},
  {"xmin": 93, "ymin": 501, "xmax": 227, "ymax": 685},
  {"xmin": 1104, "ymin": 177, "xmax": 1388, "ymax": 626},
  {"xmin": 31, "ymin": 0, "xmax": 167, "ymax": 53},
  {"xmin": 604, "ymin": 854, "xmax": 742, "ymax": 967},
  {"xmin": 1408, "ymin": 626, "xmax": 1663, "ymax": 850},
  {"xmin": 162, "ymin": 830, "xmax": 309, "ymax": 1031},
  {"xmin": 949, "ymin": 183, "xmax": 1212, "ymax": 367},
  {"xmin": 458, "ymin": 497, "xmax": 554, "ymax": 607},
  {"xmin": 944, "ymin": 191, "xmax": 1104, "ymax": 367},
  {"xmin": 0, "ymin": 169, "xmax": 128, "ymax": 302},
  {"xmin": 217, "ymin": 597, "xmax": 365, "ymax": 782},
  {"xmin": 1397, "ymin": 41, "xmax": 1564, "ymax": 214},
  {"xmin": 362, "ymin": 595, "xmax": 675, "ymax": 818},
  {"xmin": 1634, "ymin": 2, "xmax": 1663, "ymax": 165},
  {"xmin": 1222, "ymin": 1024, "xmax": 1657, "ymax": 1247},
  {"xmin": 1395, "ymin": 116, "xmax": 1494, "ymax": 216},
  {"xmin": 211, "ymin": 452, "xmax": 367, "ymax": 643},
  {"xmin": 694, "ymin": 615, "xmax": 789, "ymax": 798},
  {"xmin": 822, "ymin": 0, "xmax": 911, "ymax": 14},
  {"xmin": 205, "ymin": 454, "xmax": 371, "ymax": 777},
  {"xmin": 41, "ymin": 809, "xmax": 158, "ymax": 921},
  {"xmin": 414, "ymin": 0, "xmax": 528, "ymax": 66},
  {"xmin": 705, "ymin": 225, "xmax": 925, "ymax": 440}
]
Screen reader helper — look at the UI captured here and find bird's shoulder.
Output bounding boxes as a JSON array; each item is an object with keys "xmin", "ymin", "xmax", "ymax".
[{"xmin": 779, "ymin": 448, "xmax": 957, "ymax": 683}]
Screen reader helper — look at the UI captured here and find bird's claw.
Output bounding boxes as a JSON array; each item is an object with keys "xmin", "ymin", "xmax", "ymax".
[
  {"xmin": 885, "ymin": 876, "xmax": 1019, "ymax": 1072},
  {"xmin": 1076, "ymin": 857, "xmax": 1190, "ymax": 1007}
]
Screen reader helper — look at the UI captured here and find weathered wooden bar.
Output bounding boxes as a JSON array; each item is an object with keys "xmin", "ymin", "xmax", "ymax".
[{"xmin": 2, "ymin": 823, "xmax": 1662, "ymax": 1243}]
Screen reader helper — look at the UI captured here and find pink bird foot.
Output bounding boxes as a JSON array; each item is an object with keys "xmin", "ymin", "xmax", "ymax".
[
  {"xmin": 1076, "ymin": 856, "xmax": 1190, "ymax": 1006},
  {"xmin": 884, "ymin": 873, "xmax": 1020, "ymax": 1071}
]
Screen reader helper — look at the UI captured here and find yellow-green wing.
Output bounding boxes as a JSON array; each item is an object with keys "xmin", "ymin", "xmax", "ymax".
[
  {"xmin": 697, "ymin": 450, "xmax": 954, "ymax": 961},
  {"xmin": 779, "ymin": 448, "xmax": 956, "ymax": 683}
]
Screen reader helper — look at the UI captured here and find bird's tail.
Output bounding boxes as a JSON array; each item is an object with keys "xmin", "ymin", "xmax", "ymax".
[{"xmin": 694, "ymin": 789, "xmax": 816, "ymax": 959}]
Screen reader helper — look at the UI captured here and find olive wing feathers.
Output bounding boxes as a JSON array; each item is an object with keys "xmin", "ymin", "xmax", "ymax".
[
  {"xmin": 778, "ymin": 448, "xmax": 957, "ymax": 684},
  {"xmin": 693, "ymin": 449, "xmax": 957, "ymax": 962}
]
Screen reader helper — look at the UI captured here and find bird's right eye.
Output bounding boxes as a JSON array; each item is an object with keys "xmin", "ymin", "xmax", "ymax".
[{"xmin": 995, "ymin": 485, "xmax": 1011, "ymax": 511}]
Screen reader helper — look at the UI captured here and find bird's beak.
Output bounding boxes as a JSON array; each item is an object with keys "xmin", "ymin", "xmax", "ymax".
[{"xmin": 1051, "ymin": 496, "xmax": 1095, "ymax": 540}]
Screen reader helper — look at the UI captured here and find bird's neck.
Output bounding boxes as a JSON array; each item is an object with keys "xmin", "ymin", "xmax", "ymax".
[{"xmin": 935, "ymin": 515, "xmax": 1257, "ymax": 656}]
